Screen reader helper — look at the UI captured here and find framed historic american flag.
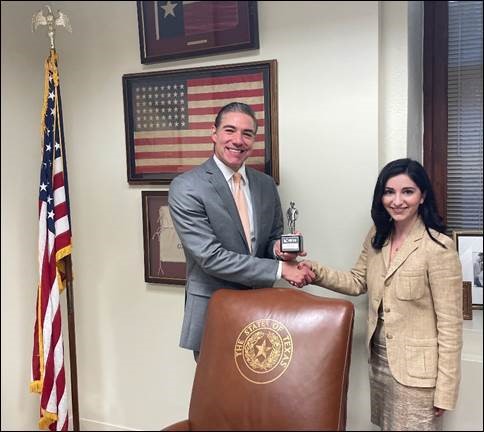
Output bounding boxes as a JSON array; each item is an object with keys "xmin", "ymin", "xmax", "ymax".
[{"xmin": 122, "ymin": 59, "xmax": 279, "ymax": 184}]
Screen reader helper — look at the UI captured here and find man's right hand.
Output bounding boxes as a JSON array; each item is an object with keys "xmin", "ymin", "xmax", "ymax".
[
  {"xmin": 282, "ymin": 261, "xmax": 315, "ymax": 288},
  {"xmin": 274, "ymin": 231, "xmax": 307, "ymax": 261}
]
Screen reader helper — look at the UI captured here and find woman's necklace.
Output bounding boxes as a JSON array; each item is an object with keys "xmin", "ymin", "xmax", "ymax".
[
  {"xmin": 390, "ymin": 217, "xmax": 417, "ymax": 261},
  {"xmin": 393, "ymin": 239, "xmax": 402, "ymax": 252},
  {"xmin": 390, "ymin": 234, "xmax": 405, "ymax": 261}
]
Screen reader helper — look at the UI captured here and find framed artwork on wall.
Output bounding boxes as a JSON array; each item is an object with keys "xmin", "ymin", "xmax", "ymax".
[
  {"xmin": 123, "ymin": 59, "xmax": 278, "ymax": 184},
  {"xmin": 142, "ymin": 190, "xmax": 186, "ymax": 285},
  {"xmin": 453, "ymin": 230, "xmax": 483, "ymax": 309},
  {"xmin": 462, "ymin": 281, "xmax": 473, "ymax": 320},
  {"xmin": 137, "ymin": 1, "xmax": 259, "ymax": 64}
]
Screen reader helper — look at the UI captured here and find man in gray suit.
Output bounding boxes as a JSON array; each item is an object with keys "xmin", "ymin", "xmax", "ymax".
[{"xmin": 169, "ymin": 102, "xmax": 314, "ymax": 359}]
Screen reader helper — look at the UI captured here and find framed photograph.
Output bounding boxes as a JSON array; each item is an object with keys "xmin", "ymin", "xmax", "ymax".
[
  {"xmin": 123, "ymin": 59, "xmax": 278, "ymax": 184},
  {"xmin": 137, "ymin": 1, "xmax": 259, "ymax": 64},
  {"xmin": 142, "ymin": 191, "xmax": 186, "ymax": 285},
  {"xmin": 453, "ymin": 230, "xmax": 483, "ymax": 309}
]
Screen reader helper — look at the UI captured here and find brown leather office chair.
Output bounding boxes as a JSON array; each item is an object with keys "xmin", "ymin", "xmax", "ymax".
[{"xmin": 164, "ymin": 288, "xmax": 355, "ymax": 431}]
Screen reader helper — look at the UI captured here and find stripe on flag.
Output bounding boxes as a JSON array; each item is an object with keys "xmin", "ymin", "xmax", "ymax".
[{"xmin": 132, "ymin": 72, "xmax": 267, "ymax": 175}]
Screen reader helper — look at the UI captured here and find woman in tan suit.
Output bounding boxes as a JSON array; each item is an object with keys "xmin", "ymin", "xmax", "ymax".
[{"xmin": 301, "ymin": 159, "xmax": 463, "ymax": 431}]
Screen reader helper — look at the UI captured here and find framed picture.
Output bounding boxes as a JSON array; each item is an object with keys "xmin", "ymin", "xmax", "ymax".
[
  {"xmin": 462, "ymin": 281, "xmax": 473, "ymax": 320},
  {"xmin": 123, "ymin": 59, "xmax": 278, "ymax": 184},
  {"xmin": 453, "ymin": 230, "xmax": 483, "ymax": 309},
  {"xmin": 137, "ymin": 1, "xmax": 259, "ymax": 64},
  {"xmin": 142, "ymin": 191, "xmax": 186, "ymax": 285}
]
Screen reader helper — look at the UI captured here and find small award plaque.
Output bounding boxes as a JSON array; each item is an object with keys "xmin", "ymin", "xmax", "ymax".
[{"xmin": 280, "ymin": 201, "xmax": 304, "ymax": 253}]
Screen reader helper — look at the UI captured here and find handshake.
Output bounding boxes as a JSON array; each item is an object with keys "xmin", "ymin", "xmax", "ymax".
[{"xmin": 274, "ymin": 238, "xmax": 314, "ymax": 288}]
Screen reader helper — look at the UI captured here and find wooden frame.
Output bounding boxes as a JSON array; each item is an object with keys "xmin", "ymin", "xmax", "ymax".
[
  {"xmin": 142, "ymin": 191, "xmax": 186, "ymax": 285},
  {"xmin": 137, "ymin": 1, "xmax": 259, "ymax": 64},
  {"xmin": 453, "ymin": 230, "xmax": 483, "ymax": 309},
  {"xmin": 423, "ymin": 1, "xmax": 449, "ymax": 223},
  {"xmin": 462, "ymin": 281, "xmax": 473, "ymax": 320},
  {"xmin": 123, "ymin": 60, "xmax": 278, "ymax": 184}
]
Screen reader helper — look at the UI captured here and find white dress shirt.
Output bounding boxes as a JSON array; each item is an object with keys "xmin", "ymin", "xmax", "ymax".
[{"xmin": 213, "ymin": 155, "xmax": 282, "ymax": 279}]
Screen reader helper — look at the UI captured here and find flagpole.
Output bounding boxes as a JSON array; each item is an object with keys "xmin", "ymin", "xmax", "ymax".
[
  {"xmin": 65, "ymin": 255, "xmax": 80, "ymax": 431},
  {"xmin": 58, "ymin": 76, "xmax": 80, "ymax": 432}
]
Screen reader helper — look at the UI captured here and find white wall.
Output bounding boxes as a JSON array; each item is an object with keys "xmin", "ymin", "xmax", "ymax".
[
  {"xmin": 1, "ymin": 1, "xmax": 481, "ymax": 431},
  {"xmin": 1, "ymin": 2, "xmax": 53, "ymax": 431},
  {"xmin": 378, "ymin": 0, "xmax": 422, "ymax": 166}
]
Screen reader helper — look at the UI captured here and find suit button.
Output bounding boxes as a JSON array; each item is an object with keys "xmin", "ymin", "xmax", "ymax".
[
  {"xmin": 386, "ymin": 333, "xmax": 393, "ymax": 339},
  {"xmin": 384, "ymin": 308, "xmax": 390, "ymax": 313},
  {"xmin": 384, "ymin": 280, "xmax": 391, "ymax": 287}
]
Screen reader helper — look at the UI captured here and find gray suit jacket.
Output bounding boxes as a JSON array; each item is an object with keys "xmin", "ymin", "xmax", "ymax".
[{"xmin": 168, "ymin": 157, "xmax": 283, "ymax": 351}]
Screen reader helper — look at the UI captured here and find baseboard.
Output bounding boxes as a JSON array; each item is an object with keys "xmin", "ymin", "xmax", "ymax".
[{"xmin": 80, "ymin": 418, "xmax": 141, "ymax": 431}]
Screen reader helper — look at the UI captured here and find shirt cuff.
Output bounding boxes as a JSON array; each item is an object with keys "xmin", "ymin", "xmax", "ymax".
[{"xmin": 276, "ymin": 261, "xmax": 282, "ymax": 279}]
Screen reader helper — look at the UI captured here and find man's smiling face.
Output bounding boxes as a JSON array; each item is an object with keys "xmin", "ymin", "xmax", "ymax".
[{"xmin": 212, "ymin": 111, "xmax": 256, "ymax": 171}]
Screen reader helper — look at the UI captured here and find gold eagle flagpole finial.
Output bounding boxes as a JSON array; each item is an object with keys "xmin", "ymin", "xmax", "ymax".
[{"xmin": 32, "ymin": 5, "xmax": 72, "ymax": 50}]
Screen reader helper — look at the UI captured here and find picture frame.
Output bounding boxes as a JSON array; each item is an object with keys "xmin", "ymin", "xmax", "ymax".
[
  {"xmin": 142, "ymin": 190, "xmax": 186, "ymax": 285},
  {"xmin": 462, "ymin": 281, "xmax": 473, "ymax": 320},
  {"xmin": 453, "ymin": 230, "xmax": 483, "ymax": 309},
  {"xmin": 123, "ymin": 59, "xmax": 278, "ymax": 184},
  {"xmin": 136, "ymin": 1, "xmax": 259, "ymax": 64}
]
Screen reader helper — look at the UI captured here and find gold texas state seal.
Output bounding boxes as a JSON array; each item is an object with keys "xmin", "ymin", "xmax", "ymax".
[{"xmin": 234, "ymin": 318, "xmax": 293, "ymax": 384}]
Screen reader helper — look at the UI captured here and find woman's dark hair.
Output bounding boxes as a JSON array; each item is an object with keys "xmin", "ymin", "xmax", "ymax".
[
  {"xmin": 371, "ymin": 158, "xmax": 446, "ymax": 249},
  {"xmin": 214, "ymin": 102, "xmax": 258, "ymax": 133}
]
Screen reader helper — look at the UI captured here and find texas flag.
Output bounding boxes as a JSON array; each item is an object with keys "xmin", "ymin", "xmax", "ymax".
[{"xmin": 155, "ymin": 1, "xmax": 239, "ymax": 40}]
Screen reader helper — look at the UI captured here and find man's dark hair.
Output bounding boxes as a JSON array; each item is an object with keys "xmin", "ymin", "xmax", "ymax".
[{"xmin": 214, "ymin": 102, "xmax": 258, "ymax": 133}]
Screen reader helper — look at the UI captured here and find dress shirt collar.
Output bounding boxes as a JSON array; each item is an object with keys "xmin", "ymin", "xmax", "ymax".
[{"xmin": 212, "ymin": 155, "xmax": 248, "ymax": 185}]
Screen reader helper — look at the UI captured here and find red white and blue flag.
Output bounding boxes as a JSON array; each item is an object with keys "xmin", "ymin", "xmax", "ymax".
[
  {"xmin": 155, "ymin": 1, "xmax": 239, "ymax": 39},
  {"xmin": 132, "ymin": 72, "xmax": 266, "ymax": 175},
  {"xmin": 31, "ymin": 50, "xmax": 72, "ymax": 431}
]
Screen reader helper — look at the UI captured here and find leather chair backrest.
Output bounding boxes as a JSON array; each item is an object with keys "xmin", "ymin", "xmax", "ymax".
[{"xmin": 188, "ymin": 288, "xmax": 355, "ymax": 431}]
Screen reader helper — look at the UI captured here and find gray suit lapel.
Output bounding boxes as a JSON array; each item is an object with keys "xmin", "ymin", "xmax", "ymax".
[
  {"xmin": 204, "ymin": 158, "xmax": 249, "ymax": 250},
  {"xmin": 247, "ymin": 168, "xmax": 262, "ymax": 252}
]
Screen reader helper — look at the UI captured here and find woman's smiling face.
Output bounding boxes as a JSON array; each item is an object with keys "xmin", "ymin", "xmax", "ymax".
[{"xmin": 382, "ymin": 174, "xmax": 424, "ymax": 224}]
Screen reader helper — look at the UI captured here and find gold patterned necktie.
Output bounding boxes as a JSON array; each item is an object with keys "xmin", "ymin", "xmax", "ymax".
[{"xmin": 232, "ymin": 172, "xmax": 252, "ymax": 252}]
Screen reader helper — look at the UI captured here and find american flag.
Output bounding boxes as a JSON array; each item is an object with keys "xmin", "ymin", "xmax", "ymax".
[
  {"xmin": 30, "ymin": 50, "xmax": 71, "ymax": 431},
  {"xmin": 132, "ymin": 71, "xmax": 266, "ymax": 175}
]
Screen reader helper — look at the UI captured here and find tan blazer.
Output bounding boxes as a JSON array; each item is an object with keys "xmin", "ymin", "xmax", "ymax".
[{"xmin": 311, "ymin": 218, "xmax": 463, "ymax": 410}]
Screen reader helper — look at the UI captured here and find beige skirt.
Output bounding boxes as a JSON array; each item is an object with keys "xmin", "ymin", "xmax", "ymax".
[{"xmin": 370, "ymin": 318, "xmax": 443, "ymax": 431}]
